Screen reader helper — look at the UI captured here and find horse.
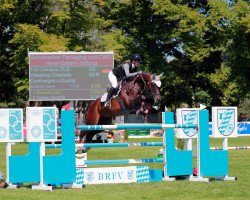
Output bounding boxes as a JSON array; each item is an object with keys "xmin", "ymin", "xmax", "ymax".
[{"xmin": 79, "ymin": 72, "xmax": 162, "ymax": 143}]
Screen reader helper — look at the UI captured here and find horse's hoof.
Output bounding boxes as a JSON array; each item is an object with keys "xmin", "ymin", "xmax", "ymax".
[
  {"xmin": 81, "ymin": 148, "xmax": 88, "ymax": 153},
  {"xmin": 76, "ymin": 147, "xmax": 90, "ymax": 154},
  {"xmin": 75, "ymin": 147, "xmax": 83, "ymax": 154},
  {"xmin": 83, "ymin": 147, "xmax": 90, "ymax": 153}
]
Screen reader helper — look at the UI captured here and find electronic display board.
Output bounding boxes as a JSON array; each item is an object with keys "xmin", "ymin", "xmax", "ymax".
[{"xmin": 29, "ymin": 52, "xmax": 113, "ymax": 100}]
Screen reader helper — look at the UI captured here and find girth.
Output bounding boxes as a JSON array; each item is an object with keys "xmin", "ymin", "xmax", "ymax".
[
  {"xmin": 114, "ymin": 95, "xmax": 143, "ymax": 115},
  {"xmin": 114, "ymin": 96, "xmax": 132, "ymax": 115}
]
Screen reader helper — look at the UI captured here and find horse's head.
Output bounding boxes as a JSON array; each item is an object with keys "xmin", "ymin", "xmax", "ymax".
[
  {"xmin": 150, "ymin": 73, "xmax": 162, "ymax": 103},
  {"xmin": 136, "ymin": 72, "xmax": 162, "ymax": 104}
]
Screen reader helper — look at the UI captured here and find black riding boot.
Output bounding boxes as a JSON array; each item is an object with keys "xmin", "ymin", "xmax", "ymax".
[{"xmin": 104, "ymin": 87, "xmax": 116, "ymax": 108}]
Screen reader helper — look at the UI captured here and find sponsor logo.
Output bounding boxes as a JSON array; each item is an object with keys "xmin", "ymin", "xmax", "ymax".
[
  {"xmin": 217, "ymin": 109, "xmax": 235, "ymax": 136},
  {"xmin": 127, "ymin": 170, "xmax": 134, "ymax": 180},
  {"xmin": 30, "ymin": 110, "xmax": 42, "ymax": 117},
  {"xmin": 182, "ymin": 110, "xmax": 197, "ymax": 137},
  {"xmin": 86, "ymin": 172, "xmax": 94, "ymax": 182},
  {"xmin": 31, "ymin": 125, "xmax": 42, "ymax": 138}
]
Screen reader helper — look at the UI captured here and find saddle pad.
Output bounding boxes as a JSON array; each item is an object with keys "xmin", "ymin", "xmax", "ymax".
[{"xmin": 100, "ymin": 93, "xmax": 108, "ymax": 102}]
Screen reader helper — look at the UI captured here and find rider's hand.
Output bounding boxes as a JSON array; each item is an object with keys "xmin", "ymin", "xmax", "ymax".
[{"xmin": 138, "ymin": 71, "xmax": 142, "ymax": 74}]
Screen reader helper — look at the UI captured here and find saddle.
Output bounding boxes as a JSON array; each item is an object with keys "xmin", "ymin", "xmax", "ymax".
[{"xmin": 100, "ymin": 80, "xmax": 128, "ymax": 103}]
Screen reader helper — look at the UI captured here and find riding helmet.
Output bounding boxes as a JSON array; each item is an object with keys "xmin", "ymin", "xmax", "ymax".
[{"xmin": 130, "ymin": 54, "xmax": 142, "ymax": 62}]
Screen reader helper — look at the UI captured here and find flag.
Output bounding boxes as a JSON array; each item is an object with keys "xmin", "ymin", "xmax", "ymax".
[
  {"xmin": 200, "ymin": 103, "xmax": 206, "ymax": 110},
  {"xmin": 62, "ymin": 103, "xmax": 71, "ymax": 110}
]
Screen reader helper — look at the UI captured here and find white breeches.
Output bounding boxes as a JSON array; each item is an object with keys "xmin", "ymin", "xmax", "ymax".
[{"xmin": 108, "ymin": 71, "xmax": 118, "ymax": 88}]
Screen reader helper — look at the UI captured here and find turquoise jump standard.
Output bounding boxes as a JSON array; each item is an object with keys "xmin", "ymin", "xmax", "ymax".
[{"xmin": 6, "ymin": 109, "xmax": 234, "ymax": 188}]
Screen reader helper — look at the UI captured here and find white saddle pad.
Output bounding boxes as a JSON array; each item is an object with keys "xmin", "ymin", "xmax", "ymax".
[
  {"xmin": 100, "ymin": 93, "xmax": 108, "ymax": 102},
  {"xmin": 100, "ymin": 92, "xmax": 119, "ymax": 102}
]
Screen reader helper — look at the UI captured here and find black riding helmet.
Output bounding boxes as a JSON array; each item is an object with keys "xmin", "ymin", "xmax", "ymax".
[{"xmin": 130, "ymin": 54, "xmax": 142, "ymax": 63}]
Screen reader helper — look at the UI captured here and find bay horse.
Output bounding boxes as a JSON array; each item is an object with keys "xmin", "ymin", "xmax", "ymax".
[{"xmin": 80, "ymin": 72, "xmax": 162, "ymax": 143}]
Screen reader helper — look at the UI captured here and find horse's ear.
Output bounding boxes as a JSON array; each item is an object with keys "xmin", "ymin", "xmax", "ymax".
[
  {"xmin": 152, "ymin": 74, "xmax": 156, "ymax": 79},
  {"xmin": 158, "ymin": 73, "xmax": 163, "ymax": 78}
]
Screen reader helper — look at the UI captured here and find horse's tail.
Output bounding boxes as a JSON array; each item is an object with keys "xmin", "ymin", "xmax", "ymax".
[
  {"xmin": 84, "ymin": 101, "xmax": 93, "ymax": 114},
  {"xmin": 80, "ymin": 98, "xmax": 102, "ymax": 143},
  {"xmin": 84, "ymin": 98, "xmax": 101, "ymax": 122}
]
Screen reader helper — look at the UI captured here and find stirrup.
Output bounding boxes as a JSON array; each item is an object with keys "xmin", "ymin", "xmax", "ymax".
[{"xmin": 104, "ymin": 101, "xmax": 110, "ymax": 108}]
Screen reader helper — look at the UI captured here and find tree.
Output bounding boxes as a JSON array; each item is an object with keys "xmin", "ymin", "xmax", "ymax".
[
  {"xmin": 0, "ymin": 0, "xmax": 97, "ymax": 107},
  {"xmin": 96, "ymin": 0, "xmax": 250, "ymax": 109},
  {"xmin": 0, "ymin": 1, "xmax": 15, "ymax": 107},
  {"xmin": 0, "ymin": 0, "xmax": 249, "ymax": 110},
  {"xmin": 0, "ymin": 0, "xmax": 53, "ymax": 107},
  {"xmin": 10, "ymin": 23, "xmax": 69, "ymax": 106},
  {"xmin": 46, "ymin": 0, "xmax": 99, "ymax": 50}
]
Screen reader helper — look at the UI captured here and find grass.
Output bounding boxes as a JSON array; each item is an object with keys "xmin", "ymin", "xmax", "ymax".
[{"xmin": 0, "ymin": 137, "xmax": 250, "ymax": 200}]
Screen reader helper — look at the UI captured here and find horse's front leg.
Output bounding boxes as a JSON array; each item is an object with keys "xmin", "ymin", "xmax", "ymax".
[
  {"xmin": 136, "ymin": 101, "xmax": 151, "ymax": 118},
  {"xmin": 136, "ymin": 101, "xmax": 145, "ymax": 117},
  {"xmin": 143, "ymin": 102, "xmax": 151, "ymax": 115}
]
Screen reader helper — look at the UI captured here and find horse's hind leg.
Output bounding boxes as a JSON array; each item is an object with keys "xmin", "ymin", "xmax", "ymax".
[
  {"xmin": 79, "ymin": 130, "xmax": 98, "ymax": 143},
  {"xmin": 80, "ymin": 117, "xmax": 112, "ymax": 143},
  {"xmin": 98, "ymin": 117, "xmax": 112, "ymax": 126},
  {"xmin": 80, "ymin": 109, "xmax": 101, "ymax": 143},
  {"xmin": 79, "ymin": 130, "xmax": 87, "ymax": 143},
  {"xmin": 77, "ymin": 130, "xmax": 100, "ymax": 153},
  {"xmin": 84, "ymin": 130, "xmax": 100, "ymax": 143}
]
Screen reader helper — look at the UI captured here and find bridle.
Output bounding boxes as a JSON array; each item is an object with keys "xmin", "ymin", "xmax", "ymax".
[
  {"xmin": 140, "ymin": 74, "xmax": 160, "ymax": 98},
  {"xmin": 122, "ymin": 73, "xmax": 160, "ymax": 104}
]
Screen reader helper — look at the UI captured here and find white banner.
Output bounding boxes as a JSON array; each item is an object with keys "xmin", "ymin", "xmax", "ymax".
[
  {"xmin": 212, "ymin": 107, "xmax": 238, "ymax": 138},
  {"xmin": 75, "ymin": 166, "xmax": 150, "ymax": 185},
  {"xmin": 176, "ymin": 108, "xmax": 200, "ymax": 138},
  {"xmin": 26, "ymin": 107, "xmax": 57, "ymax": 142},
  {"xmin": 0, "ymin": 109, "xmax": 23, "ymax": 142}
]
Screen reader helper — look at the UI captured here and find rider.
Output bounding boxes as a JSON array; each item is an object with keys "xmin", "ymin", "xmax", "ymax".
[{"xmin": 104, "ymin": 54, "xmax": 143, "ymax": 108}]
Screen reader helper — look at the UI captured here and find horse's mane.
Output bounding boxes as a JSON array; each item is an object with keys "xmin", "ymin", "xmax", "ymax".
[
  {"xmin": 127, "ymin": 72, "xmax": 152, "ymax": 82},
  {"xmin": 134, "ymin": 72, "xmax": 152, "ymax": 83},
  {"xmin": 122, "ymin": 72, "xmax": 152, "ymax": 88}
]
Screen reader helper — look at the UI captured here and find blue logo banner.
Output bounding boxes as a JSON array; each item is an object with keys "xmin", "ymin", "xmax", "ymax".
[{"xmin": 209, "ymin": 122, "xmax": 250, "ymax": 136}]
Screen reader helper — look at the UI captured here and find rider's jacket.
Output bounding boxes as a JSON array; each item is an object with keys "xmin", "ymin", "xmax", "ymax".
[{"xmin": 112, "ymin": 60, "xmax": 138, "ymax": 81}]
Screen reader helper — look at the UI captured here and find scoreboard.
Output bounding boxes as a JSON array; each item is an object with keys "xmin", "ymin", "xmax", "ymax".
[{"xmin": 29, "ymin": 52, "xmax": 113, "ymax": 101}]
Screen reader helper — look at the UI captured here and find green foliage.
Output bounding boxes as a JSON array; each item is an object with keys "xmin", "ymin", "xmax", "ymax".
[
  {"xmin": 238, "ymin": 95, "xmax": 250, "ymax": 120},
  {"xmin": 225, "ymin": 0, "xmax": 250, "ymax": 96},
  {"xmin": 9, "ymin": 23, "xmax": 69, "ymax": 105},
  {"xmin": 100, "ymin": 29, "xmax": 132, "ymax": 63},
  {"xmin": 0, "ymin": 0, "xmax": 249, "ymax": 111},
  {"xmin": 151, "ymin": 0, "xmax": 250, "ymax": 108},
  {"xmin": 0, "ymin": 102, "xmax": 16, "ymax": 108},
  {"xmin": 177, "ymin": 138, "xmax": 185, "ymax": 150},
  {"xmin": 0, "ymin": 0, "xmax": 54, "ymax": 106},
  {"xmin": 47, "ymin": 0, "xmax": 98, "ymax": 50}
]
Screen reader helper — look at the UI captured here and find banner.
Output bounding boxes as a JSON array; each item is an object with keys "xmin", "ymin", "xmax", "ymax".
[
  {"xmin": 0, "ymin": 109, "xmax": 23, "ymax": 142},
  {"xmin": 212, "ymin": 107, "xmax": 238, "ymax": 138},
  {"xmin": 26, "ymin": 107, "xmax": 57, "ymax": 142},
  {"xmin": 209, "ymin": 122, "xmax": 250, "ymax": 136},
  {"xmin": 75, "ymin": 166, "xmax": 150, "ymax": 185}
]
